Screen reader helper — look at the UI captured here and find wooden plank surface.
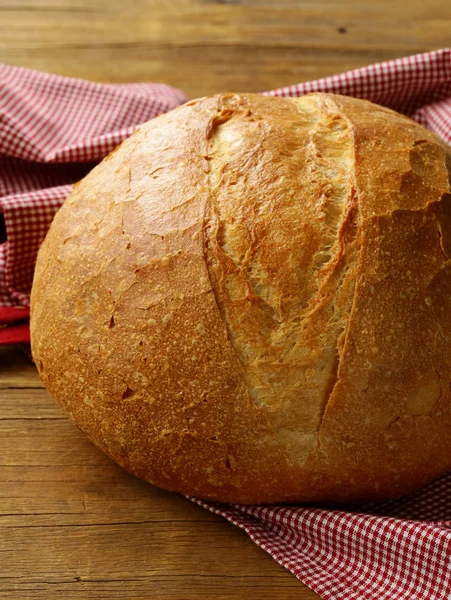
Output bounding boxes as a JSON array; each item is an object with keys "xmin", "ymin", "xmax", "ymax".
[
  {"xmin": 1, "ymin": 0, "xmax": 450, "ymax": 98},
  {"xmin": 0, "ymin": 347, "xmax": 314, "ymax": 599},
  {"xmin": 1, "ymin": 1, "xmax": 450, "ymax": 598}
]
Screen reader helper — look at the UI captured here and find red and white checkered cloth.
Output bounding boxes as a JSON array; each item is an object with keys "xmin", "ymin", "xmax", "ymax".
[
  {"xmin": 0, "ymin": 64, "xmax": 187, "ymax": 341},
  {"xmin": 1, "ymin": 50, "xmax": 451, "ymax": 599}
]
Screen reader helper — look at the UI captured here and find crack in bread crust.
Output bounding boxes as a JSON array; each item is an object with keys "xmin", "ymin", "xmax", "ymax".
[{"xmin": 203, "ymin": 93, "xmax": 359, "ymax": 462}]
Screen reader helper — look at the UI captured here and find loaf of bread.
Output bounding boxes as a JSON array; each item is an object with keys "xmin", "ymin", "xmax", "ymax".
[{"xmin": 30, "ymin": 93, "xmax": 451, "ymax": 504}]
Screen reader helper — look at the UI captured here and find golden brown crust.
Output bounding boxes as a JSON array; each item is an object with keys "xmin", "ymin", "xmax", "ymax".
[{"xmin": 31, "ymin": 92, "xmax": 451, "ymax": 503}]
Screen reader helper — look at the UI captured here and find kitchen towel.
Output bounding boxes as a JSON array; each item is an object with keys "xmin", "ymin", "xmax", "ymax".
[{"xmin": 1, "ymin": 50, "xmax": 451, "ymax": 599}]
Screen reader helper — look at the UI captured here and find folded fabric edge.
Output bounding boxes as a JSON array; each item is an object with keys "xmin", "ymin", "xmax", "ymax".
[{"xmin": 0, "ymin": 320, "xmax": 30, "ymax": 345}]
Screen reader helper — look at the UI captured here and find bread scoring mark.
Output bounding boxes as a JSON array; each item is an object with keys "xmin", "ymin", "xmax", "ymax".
[
  {"xmin": 435, "ymin": 195, "xmax": 451, "ymax": 260},
  {"xmin": 299, "ymin": 97, "xmax": 354, "ymax": 274},
  {"xmin": 203, "ymin": 93, "xmax": 359, "ymax": 460},
  {"xmin": 425, "ymin": 150, "xmax": 451, "ymax": 260}
]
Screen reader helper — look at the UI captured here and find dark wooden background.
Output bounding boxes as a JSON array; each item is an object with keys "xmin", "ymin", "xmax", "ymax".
[{"xmin": 1, "ymin": 1, "xmax": 450, "ymax": 598}]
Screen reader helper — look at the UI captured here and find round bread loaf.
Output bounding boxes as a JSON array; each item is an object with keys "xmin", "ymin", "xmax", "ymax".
[{"xmin": 31, "ymin": 93, "xmax": 451, "ymax": 504}]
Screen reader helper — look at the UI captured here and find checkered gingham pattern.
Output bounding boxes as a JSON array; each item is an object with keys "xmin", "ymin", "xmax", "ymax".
[
  {"xmin": 0, "ymin": 64, "xmax": 187, "ymax": 313},
  {"xmin": 1, "ymin": 50, "xmax": 451, "ymax": 600}
]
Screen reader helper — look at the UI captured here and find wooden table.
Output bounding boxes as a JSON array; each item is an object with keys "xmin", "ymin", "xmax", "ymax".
[
  {"xmin": 1, "ymin": 346, "xmax": 309, "ymax": 599},
  {"xmin": 2, "ymin": 0, "xmax": 451, "ymax": 97},
  {"xmin": 1, "ymin": 1, "xmax": 450, "ymax": 598}
]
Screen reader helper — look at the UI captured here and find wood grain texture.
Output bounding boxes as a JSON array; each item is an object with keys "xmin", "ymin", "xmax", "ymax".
[
  {"xmin": 1, "ymin": 1, "xmax": 449, "ymax": 596},
  {"xmin": 0, "ymin": 0, "xmax": 450, "ymax": 97},
  {"xmin": 0, "ymin": 347, "xmax": 317, "ymax": 599}
]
